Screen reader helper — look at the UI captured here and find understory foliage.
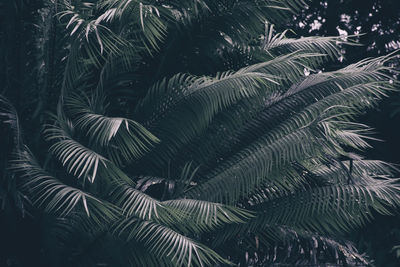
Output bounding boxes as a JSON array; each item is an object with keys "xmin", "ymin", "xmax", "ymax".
[{"xmin": 1, "ymin": 0, "xmax": 399, "ymax": 266}]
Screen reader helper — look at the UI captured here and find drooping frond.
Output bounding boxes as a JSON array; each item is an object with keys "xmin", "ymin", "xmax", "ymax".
[
  {"xmin": 43, "ymin": 116, "xmax": 168, "ymax": 223},
  {"xmin": 12, "ymin": 148, "xmax": 117, "ymax": 222},
  {"xmin": 182, "ymin": 56, "xmax": 396, "ymax": 204},
  {"xmin": 258, "ymin": 180, "xmax": 400, "ymax": 231},
  {"xmin": 220, "ymin": 179, "xmax": 400, "ymax": 243},
  {"xmin": 229, "ymin": 59, "xmax": 393, "ymax": 151},
  {"xmin": 169, "ymin": 52, "xmax": 349, "ymax": 170},
  {"xmin": 44, "ymin": 117, "xmax": 109, "ymax": 183},
  {"xmin": 111, "ymin": 181, "xmax": 251, "ymax": 232},
  {"xmin": 209, "ymin": 179, "xmax": 400, "ymax": 264},
  {"xmin": 114, "ymin": 216, "xmax": 231, "ymax": 267}
]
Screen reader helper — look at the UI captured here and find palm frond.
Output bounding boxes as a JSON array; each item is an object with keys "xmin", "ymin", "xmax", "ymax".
[
  {"xmin": 183, "ymin": 56, "xmax": 394, "ymax": 204},
  {"xmin": 111, "ymin": 181, "xmax": 251, "ymax": 232},
  {"xmin": 254, "ymin": 179, "xmax": 400, "ymax": 234},
  {"xmin": 44, "ymin": 118, "xmax": 108, "ymax": 183},
  {"xmin": 168, "ymin": 51, "xmax": 343, "ymax": 170},
  {"xmin": 114, "ymin": 216, "xmax": 231, "ymax": 267},
  {"xmin": 110, "ymin": 183, "xmax": 163, "ymax": 220},
  {"xmin": 229, "ymin": 65, "xmax": 393, "ymax": 153},
  {"xmin": 211, "ymin": 178, "xmax": 400, "ymax": 255},
  {"xmin": 58, "ymin": 1, "xmax": 134, "ymax": 96},
  {"xmin": 12, "ymin": 148, "xmax": 117, "ymax": 222}
]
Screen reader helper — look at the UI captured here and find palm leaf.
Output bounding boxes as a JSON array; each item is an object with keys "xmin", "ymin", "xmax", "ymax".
[
  {"xmin": 12, "ymin": 148, "xmax": 117, "ymax": 222},
  {"xmin": 114, "ymin": 216, "xmax": 231, "ymax": 267},
  {"xmin": 44, "ymin": 117, "xmax": 109, "ymax": 183}
]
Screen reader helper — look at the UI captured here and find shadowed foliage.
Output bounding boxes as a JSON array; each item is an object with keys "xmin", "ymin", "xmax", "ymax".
[{"xmin": 1, "ymin": 0, "xmax": 399, "ymax": 266}]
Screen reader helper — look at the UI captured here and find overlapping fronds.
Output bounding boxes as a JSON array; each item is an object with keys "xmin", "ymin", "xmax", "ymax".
[
  {"xmin": 168, "ymin": 54, "xmax": 355, "ymax": 170},
  {"xmin": 112, "ymin": 182, "xmax": 251, "ymax": 231},
  {"xmin": 134, "ymin": 64, "xmax": 280, "ymax": 169},
  {"xmin": 185, "ymin": 124, "xmax": 325, "ymax": 204},
  {"xmin": 261, "ymin": 180, "xmax": 400, "ymax": 229},
  {"xmin": 137, "ymin": 69, "xmax": 278, "ymax": 125},
  {"xmin": 231, "ymin": 61, "xmax": 393, "ymax": 147},
  {"xmin": 65, "ymin": 94, "xmax": 159, "ymax": 165},
  {"xmin": 211, "ymin": 179, "xmax": 400, "ymax": 252},
  {"xmin": 58, "ymin": 0, "xmax": 167, "ymax": 97}
]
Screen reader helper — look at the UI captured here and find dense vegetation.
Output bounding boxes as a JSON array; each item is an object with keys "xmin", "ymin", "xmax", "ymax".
[
  {"xmin": 293, "ymin": 0, "xmax": 400, "ymax": 162},
  {"xmin": 1, "ymin": 0, "xmax": 399, "ymax": 266},
  {"xmin": 291, "ymin": 2, "xmax": 400, "ymax": 265}
]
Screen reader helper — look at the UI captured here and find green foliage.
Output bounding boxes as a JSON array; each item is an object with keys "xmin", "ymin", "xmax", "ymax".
[{"xmin": 1, "ymin": 0, "xmax": 399, "ymax": 266}]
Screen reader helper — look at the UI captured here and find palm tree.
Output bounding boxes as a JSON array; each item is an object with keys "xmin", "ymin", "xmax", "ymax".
[{"xmin": 1, "ymin": 0, "xmax": 399, "ymax": 266}]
